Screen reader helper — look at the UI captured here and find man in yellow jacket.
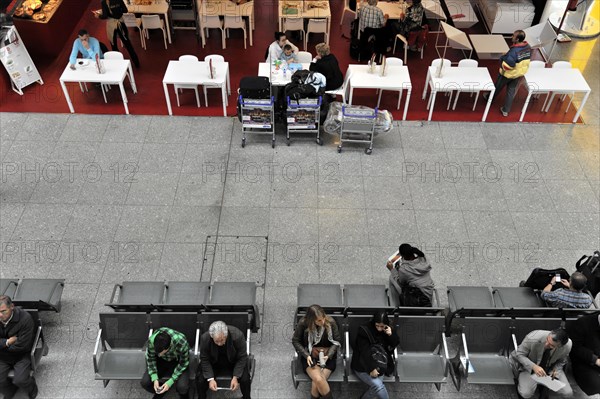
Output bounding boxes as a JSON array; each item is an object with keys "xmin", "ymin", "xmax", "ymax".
[{"xmin": 485, "ymin": 30, "xmax": 531, "ymax": 117}]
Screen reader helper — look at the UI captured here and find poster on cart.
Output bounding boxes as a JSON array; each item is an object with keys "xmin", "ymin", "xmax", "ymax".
[{"xmin": 0, "ymin": 25, "xmax": 43, "ymax": 95}]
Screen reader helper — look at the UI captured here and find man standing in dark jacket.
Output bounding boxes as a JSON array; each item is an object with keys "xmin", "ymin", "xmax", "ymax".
[
  {"xmin": 0, "ymin": 296, "xmax": 38, "ymax": 399},
  {"xmin": 566, "ymin": 313, "xmax": 600, "ymax": 395},
  {"xmin": 484, "ymin": 30, "xmax": 531, "ymax": 117},
  {"xmin": 197, "ymin": 321, "xmax": 251, "ymax": 399},
  {"xmin": 309, "ymin": 43, "xmax": 344, "ymax": 91}
]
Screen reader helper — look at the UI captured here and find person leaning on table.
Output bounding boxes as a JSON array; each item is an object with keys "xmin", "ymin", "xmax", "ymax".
[
  {"xmin": 309, "ymin": 43, "xmax": 343, "ymax": 92},
  {"xmin": 292, "ymin": 304, "xmax": 341, "ymax": 399},
  {"xmin": 69, "ymin": 29, "xmax": 104, "ymax": 70},
  {"xmin": 509, "ymin": 328, "xmax": 573, "ymax": 399}
]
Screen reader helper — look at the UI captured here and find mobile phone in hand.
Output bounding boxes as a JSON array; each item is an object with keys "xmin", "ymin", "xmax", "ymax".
[{"xmin": 555, "ymin": 274, "xmax": 562, "ymax": 283}]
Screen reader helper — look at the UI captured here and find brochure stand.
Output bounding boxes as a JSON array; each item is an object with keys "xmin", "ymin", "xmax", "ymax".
[{"xmin": 0, "ymin": 25, "xmax": 43, "ymax": 95}]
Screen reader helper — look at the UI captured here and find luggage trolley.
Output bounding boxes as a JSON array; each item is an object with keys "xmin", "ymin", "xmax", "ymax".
[
  {"xmin": 239, "ymin": 95, "xmax": 276, "ymax": 148},
  {"xmin": 286, "ymin": 96, "xmax": 323, "ymax": 146},
  {"xmin": 338, "ymin": 105, "xmax": 378, "ymax": 154}
]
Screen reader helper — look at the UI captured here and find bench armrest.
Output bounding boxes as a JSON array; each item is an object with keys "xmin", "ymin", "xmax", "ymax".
[{"xmin": 93, "ymin": 329, "xmax": 103, "ymax": 373}]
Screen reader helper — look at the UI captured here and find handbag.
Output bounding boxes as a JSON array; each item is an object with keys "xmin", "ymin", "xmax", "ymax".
[
  {"xmin": 360, "ymin": 326, "xmax": 391, "ymax": 375},
  {"xmin": 311, "ymin": 346, "xmax": 328, "ymax": 359}
]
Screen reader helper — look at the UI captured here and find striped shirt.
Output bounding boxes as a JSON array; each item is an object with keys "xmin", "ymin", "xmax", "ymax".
[
  {"xmin": 146, "ymin": 327, "xmax": 190, "ymax": 388},
  {"xmin": 541, "ymin": 289, "xmax": 593, "ymax": 309}
]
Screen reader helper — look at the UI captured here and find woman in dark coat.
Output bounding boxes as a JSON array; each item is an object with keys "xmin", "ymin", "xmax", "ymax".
[
  {"xmin": 292, "ymin": 304, "xmax": 341, "ymax": 399},
  {"xmin": 309, "ymin": 43, "xmax": 343, "ymax": 91},
  {"xmin": 350, "ymin": 310, "xmax": 399, "ymax": 399},
  {"xmin": 566, "ymin": 313, "xmax": 600, "ymax": 395}
]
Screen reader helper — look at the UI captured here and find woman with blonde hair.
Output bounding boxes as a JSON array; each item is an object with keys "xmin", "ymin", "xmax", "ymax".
[
  {"xmin": 309, "ymin": 43, "xmax": 343, "ymax": 91},
  {"xmin": 292, "ymin": 304, "xmax": 341, "ymax": 399}
]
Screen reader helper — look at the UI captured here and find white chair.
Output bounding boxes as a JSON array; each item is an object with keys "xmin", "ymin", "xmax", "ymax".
[
  {"xmin": 97, "ymin": 51, "xmax": 126, "ymax": 103},
  {"xmin": 426, "ymin": 58, "xmax": 452, "ymax": 109},
  {"xmin": 526, "ymin": 60, "xmax": 550, "ymax": 107},
  {"xmin": 296, "ymin": 51, "xmax": 313, "ymax": 63},
  {"xmin": 174, "ymin": 55, "xmax": 201, "ymax": 108},
  {"xmin": 223, "ymin": 16, "xmax": 247, "ymax": 49},
  {"xmin": 200, "ymin": 16, "xmax": 225, "ymax": 49},
  {"xmin": 141, "ymin": 15, "xmax": 167, "ymax": 50},
  {"xmin": 202, "ymin": 54, "xmax": 226, "ymax": 106},
  {"xmin": 122, "ymin": 13, "xmax": 144, "ymax": 49},
  {"xmin": 325, "ymin": 66, "xmax": 352, "ymax": 104},
  {"xmin": 544, "ymin": 61, "xmax": 574, "ymax": 113},
  {"xmin": 305, "ymin": 19, "xmax": 328, "ymax": 50},
  {"xmin": 339, "ymin": 0, "xmax": 356, "ymax": 25},
  {"xmin": 449, "ymin": 59, "xmax": 479, "ymax": 110},
  {"xmin": 377, "ymin": 58, "xmax": 405, "ymax": 109},
  {"xmin": 392, "ymin": 32, "xmax": 425, "ymax": 65},
  {"xmin": 523, "ymin": 21, "xmax": 558, "ymax": 62},
  {"xmin": 283, "ymin": 18, "xmax": 305, "ymax": 46}
]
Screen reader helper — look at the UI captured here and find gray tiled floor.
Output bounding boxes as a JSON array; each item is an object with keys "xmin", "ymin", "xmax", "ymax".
[{"xmin": 1, "ymin": 38, "xmax": 599, "ymax": 399}]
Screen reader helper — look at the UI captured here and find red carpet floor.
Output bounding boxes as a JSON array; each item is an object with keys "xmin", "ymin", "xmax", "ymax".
[{"xmin": 0, "ymin": 0, "xmax": 582, "ymax": 123}]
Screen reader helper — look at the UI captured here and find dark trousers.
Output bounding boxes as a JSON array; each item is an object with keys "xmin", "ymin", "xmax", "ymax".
[
  {"xmin": 573, "ymin": 363, "xmax": 600, "ymax": 395},
  {"xmin": 140, "ymin": 358, "xmax": 189, "ymax": 398},
  {"xmin": 110, "ymin": 22, "xmax": 140, "ymax": 68},
  {"xmin": 196, "ymin": 364, "xmax": 251, "ymax": 399},
  {"xmin": 0, "ymin": 356, "xmax": 37, "ymax": 398},
  {"xmin": 360, "ymin": 27, "xmax": 388, "ymax": 58},
  {"xmin": 492, "ymin": 74, "xmax": 520, "ymax": 112}
]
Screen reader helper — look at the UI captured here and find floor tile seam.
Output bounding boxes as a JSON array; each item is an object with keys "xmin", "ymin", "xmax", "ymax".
[
  {"xmin": 396, "ymin": 128, "xmax": 421, "ymax": 248},
  {"xmin": 0, "ymin": 139, "xmax": 13, "ymax": 163},
  {"xmin": 0, "ymin": 203, "xmax": 26, "ymax": 251}
]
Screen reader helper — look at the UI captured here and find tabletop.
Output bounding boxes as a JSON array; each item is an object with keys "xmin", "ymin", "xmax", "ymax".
[
  {"xmin": 349, "ymin": 64, "xmax": 412, "ymax": 89},
  {"xmin": 258, "ymin": 62, "xmax": 310, "ymax": 86},
  {"xmin": 356, "ymin": 0, "xmax": 444, "ymax": 20},
  {"xmin": 524, "ymin": 67, "xmax": 590, "ymax": 92},
  {"xmin": 163, "ymin": 60, "xmax": 229, "ymax": 85},
  {"xmin": 60, "ymin": 59, "xmax": 130, "ymax": 83},
  {"xmin": 127, "ymin": 0, "xmax": 169, "ymax": 13},
  {"xmin": 199, "ymin": 0, "xmax": 254, "ymax": 16},
  {"xmin": 427, "ymin": 65, "xmax": 494, "ymax": 91},
  {"xmin": 279, "ymin": 0, "xmax": 331, "ymax": 19}
]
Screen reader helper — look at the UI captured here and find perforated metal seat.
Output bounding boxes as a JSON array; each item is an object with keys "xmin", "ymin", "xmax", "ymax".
[
  {"xmin": 297, "ymin": 284, "xmax": 343, "ymax": 310},
  {"xmin": 12, "ymin": 279, "xmax": 65, "ymax": 312},
  {"xmin": 159, "ymin": 281, "xmax": 210, "ymax": 311},
  {"xmin": 106, "ymin": 281, "xmax": 166, "ymax": 311},
  {"xmin": 343, "ymin": 284, "xmax": 389, "ymax": 309},
  {"xmin": 492, "ymin": 287, "xmax": 544, "ymax": 308}
]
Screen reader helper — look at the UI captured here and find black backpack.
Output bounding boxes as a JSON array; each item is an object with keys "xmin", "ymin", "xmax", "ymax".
[
  {"xmin": 400, "ymin": 286, "xmax": 432, "ymax": 307},
  {"xmin": 360, "ymin": 326, "xmax": 392, "ymax": 376},
  {"xmin": 523, "ymin": 267, "xmax": 570, "ymax": 290},
  {"xmin": 285, "ymin": 70, "xmax": 320, "ymax": 102},
  {"xmin": 576, "ymin": 251, "xmax": 600, "ymax": 297}
]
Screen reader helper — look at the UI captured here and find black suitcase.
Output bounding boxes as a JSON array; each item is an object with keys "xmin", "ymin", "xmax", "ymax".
[
  {"xmin": 239, "ymin": 76, "xmax": 270, "ymax": 99},
  {"xmin": 523, "ymin": 267, "xmax": 570, "ymax": 290},
  {"xmin": 576, "ymin": 251, "xmax": 600, "ymax": 297}
]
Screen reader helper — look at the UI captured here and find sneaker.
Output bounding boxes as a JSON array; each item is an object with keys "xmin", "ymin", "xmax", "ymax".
[{"xmin": 500, "ymin": 107, "xmax": 509, "ymax": 117}]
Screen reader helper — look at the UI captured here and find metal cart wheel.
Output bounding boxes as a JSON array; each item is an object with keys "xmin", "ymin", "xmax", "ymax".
[
  {"xmin": 241, "ymin": 138, "xmax": 246, "ymax": 148},
  {"xmin": 316, "ymin": 138, "xmax": 323, "ymax": 145},
  {"xmin": 337, "ymin": 145, "xmax": 342, "ymax": 153},
  {"xmin": 272, "ymin": 139, "xmax": 276, "ymax": 149},
  {"xmin": 365, "ymin": 148, "xmax": 372, "ymax": 155}
]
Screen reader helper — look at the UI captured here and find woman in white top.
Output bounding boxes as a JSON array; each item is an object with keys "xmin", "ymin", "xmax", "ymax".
[{"xmin": 266, "ymin": 31, "xmax": 299, "ymax": 63}]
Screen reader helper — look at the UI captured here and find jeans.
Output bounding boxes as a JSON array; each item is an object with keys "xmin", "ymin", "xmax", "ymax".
[
  {"xmin": 492, "ymin": 74, "xmax": 521, "ymax": 113},
  {"xmin": 354, "ymin": 371, "xmax": 389, "ymax": 399}
]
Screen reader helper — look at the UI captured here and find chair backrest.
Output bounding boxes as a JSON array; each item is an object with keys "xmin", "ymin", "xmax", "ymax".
[
  {"xmin": 205, "ymin": 54, "xmax": 225, "ymax": 63},
  {"xmin": 283, "ymin": 17, "xmax": 304, "ymax": 31},
  {"xmin": 224, "ymin": 15, "xmax": 246, "ymax": 28},
  {"xmin": 0, "ymin": 279, "xmax": 18, "ymax": 298},
  {"xmin": 529, "ymin": 60, "xmax": 546, "ymax": 69},
  {"xmin": 13, "ymin": 279, "xmax": 65, "ymax": 312},
  {"xmin": 104, "ymin": 51, "xmax": 125, "ymax": 60},
  {"xmin": 210, "ymin": 281, "xmax": 256, "ymax": 306},
  {"xmin": 149, "ymin": 312, "xmax": 199, "ymax": 345},
  {"xmin": 179, "ymin": 54, "xmax": 199, "ymax": 62},
  {"xmin": 199, "ymin": 311, "xmax": 252, "ymax": 338},
  {"xmin": 448, "ymin": 286, "xmax": 494, "ymax": 312},
  {"xmin": 431, "ymin": 58, "xmax": 452, "ymax": 67},
  {"xmin": 512, "ymin": 318, "xmax": 563, "ymax": 345},
  {"xmin": 99, "ymin": 312, "xmax": 149, "ymax": 349},
  {"xmin": 307, "ymin": 18, "xmax": 327, "ymax": 32},
  {"xmin": 396, "ymin": 315, "xmax": 445, "ymax": 353},
  {"xmin": 458, "ymin": 59, "xmax": 478, "ymax": 67},
  {"xmin": 462, "ymin": 317, "xmax": 512, "ymax": 354},
  {"xmin": 162, "ymin": 281, "xmax": 210, "ymax": 308},
  {"xmin": 122, "ymin": 13, "xmax": 139, "ymax": 27},
  {"xmin": 141, "ymin": 14, "xmax": 162, "ymax": 29},
  {"xmin": 553, "ymin": 61, "xmax": 572, "ymax": 69},
  {"xmin": 385, "ymin": 57, "xmax": 403, "ymax": 66},
  {"xmin": 116, "ymin": 281, "xmax": 166, "ymax": 306},
  {"xmin": 296, "ymin": 51, "xmax": 313, "ymax": 63},
  {"xmin": 297, "ymin": 284, "xmax": 344, "ymax": 309},
  {"xmin": 201, "ymin": 15, "xmax": 223, "ymax": 29},
  {"xmin": 343, "ymin": 284, "xmax": 389, "ymax": 308}
]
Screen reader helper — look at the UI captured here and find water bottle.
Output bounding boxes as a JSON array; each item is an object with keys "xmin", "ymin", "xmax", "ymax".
[{"xmin": 318, "ymin": 350, "xmax": 326, "ymax": 368}]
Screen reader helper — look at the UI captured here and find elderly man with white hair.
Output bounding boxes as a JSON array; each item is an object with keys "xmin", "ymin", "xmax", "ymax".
[{"xmin": 197, "ymin": 321, "xmax": 251, "ymax": 399}]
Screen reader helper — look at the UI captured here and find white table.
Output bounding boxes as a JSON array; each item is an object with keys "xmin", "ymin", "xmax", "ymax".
[
  {"xmin": 347, "ymin": 64, "xmax": 412, "ymax": 120},
  {"xmin": 278, "ymin": 1, "xmax": 331, "ymax": 44},
  {"xmin": 422, "ymin": 65, "xmax": 495, "ymax": 121},
  {"xmin": 258, "ymin": 62, "xmax": 310, "ymax": 86},
  {"xmin": 59, "ymin": 59, "xmax": 137, "ymax": 114},
  {"xmin": 198, "ymin": 0, "xmax": 255, "ymax": 47},
  {"xmin": 446, "ymin": 0, "xmax": 478, "ymax": 29},
  {"xmin": 469, "ymin": 34, "xmax": 509, "ymax": 59},
  {"xmin": 163, "ymin": 60, "xmax": 231, "ymax": 116},
  {"xmin": 521, "ymin": 67, "xmax": 591, "ymax": 123},
  {"xmin": 128, "ymin": 0, "xmax": 172, "ymax": 44}
]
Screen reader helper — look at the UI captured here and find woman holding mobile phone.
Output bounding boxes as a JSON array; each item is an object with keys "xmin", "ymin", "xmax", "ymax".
[
  {"xmin": 351, "ymin": 310, "xmax": 399, "ymax": 399},
  {"xmin": 95, "ymin": 0, "xmax": 140, "ymax": 67},
  {"xmin": 292, "ymin": 304, "xmax": 341, "ymax": 399}
]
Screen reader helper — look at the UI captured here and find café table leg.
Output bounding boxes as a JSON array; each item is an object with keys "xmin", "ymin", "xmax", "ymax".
[
  {"xmin": 427, "ymin": 90, "xmax": 437, "ymax": 121},
  {"xmin": 61, "ymin": 80, "xmax": 75, "ymax": 113},
  {"xmin": 422, "ymin": 70, "xmax": 431, "ymax": 100},
  {"xmin": 163, "ymin": 82, "xmax": 173, "ymax": 116},
  {"xmin": 572, "ymin": 90, "xmax": 590, "ymax": 123},
  {"xmin": 249, "ymin": 16, "xmax": 253, "ymax": 46},
  {"xmin": 403, "ymin": 86, "xmax": 411, "ymax": 121},
  {"xmin": 221, "ymin": 84, "xmax": 227, "ymax": 116},
  {"xmin": 519, "ymin": 91, "xmax": 533, "ymax": 122},
  {"xmin": 119, "ymin": 82, "xmax": 130, "ymax": 115},
  {"xmin": 481, "ymin": 88, "xmax": 494, "ymax": 122},
  {"xmin": 164, "ymin": 12, "xmax": 172, "ymax": 44}
]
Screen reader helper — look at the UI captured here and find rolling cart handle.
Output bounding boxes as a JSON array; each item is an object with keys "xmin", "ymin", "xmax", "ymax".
[
  {"xmin": 239, "ymin": 95, "xmax": 275, "ymax": 106},
  {"xmin": 287, "ymin": 96, "xmax": 322, "ymax": 108},
  {"xmin": 341, "ymin": 105, "xmax": 378, "ymax": 118}
]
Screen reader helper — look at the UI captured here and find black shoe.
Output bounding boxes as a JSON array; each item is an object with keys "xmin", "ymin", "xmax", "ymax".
[
  {"xmin": 500, "ymin": 107, "xmax": 509, "ymax": 117},
  {"xmin": 29, "ymin": 383, "xmax": 38, "ymax": 399},
  {"xmin": 519, "ymin": 280, "xmax": 526, "ymax": 287}
]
